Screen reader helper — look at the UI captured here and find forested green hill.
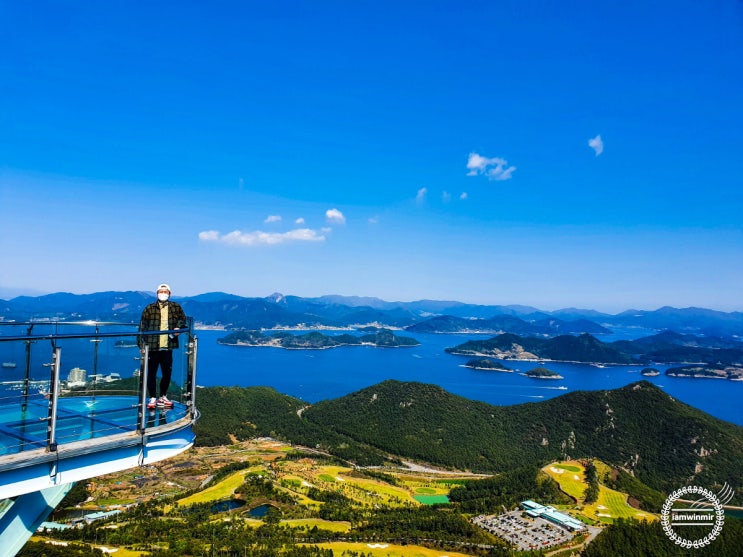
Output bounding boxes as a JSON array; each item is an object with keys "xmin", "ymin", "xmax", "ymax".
[
  {"xmin": 445, "ymin": 333, "xmax": 633, "ymax": 363},
  {"xmin": 194, "ymin": 386, "xmax": 388, "ymax": 464},
  {"xmin": 194, "ymin": 381, "xmax": 743, "ymax": 497}
]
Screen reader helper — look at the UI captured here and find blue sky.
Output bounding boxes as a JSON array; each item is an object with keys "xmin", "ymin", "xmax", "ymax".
[{"xmin": 1, "ymin": 1, "xmax": 742, "ymax": 312}]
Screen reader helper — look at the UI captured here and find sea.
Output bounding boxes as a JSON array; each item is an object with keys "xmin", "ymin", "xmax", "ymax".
[
  {"xmin": 190, "ymin": 329, "xmax": 743, "ymax": 427},
  {"xmin": 1, "ymin": 326, "xmax": 741, "ymax": 426}
]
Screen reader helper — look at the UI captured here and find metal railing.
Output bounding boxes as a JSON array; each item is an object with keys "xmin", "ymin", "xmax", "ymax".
[{"xmin": 0, "ymin": 321, "xmax": 198, "ymax": 457}]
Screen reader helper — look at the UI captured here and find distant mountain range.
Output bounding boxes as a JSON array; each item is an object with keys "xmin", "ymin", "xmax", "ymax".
[
  {"xmin": 1, "ymin": 290, "xmax": 743, "ymax": 337},
  {"xmin": 404, "ymin": 314, "xmax": 611, "ymax": 336}
]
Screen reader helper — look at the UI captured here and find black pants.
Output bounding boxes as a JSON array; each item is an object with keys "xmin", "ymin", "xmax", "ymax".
[{"xmin": 146, "ymin": 350, "xmax": 173, "ymax": 399}]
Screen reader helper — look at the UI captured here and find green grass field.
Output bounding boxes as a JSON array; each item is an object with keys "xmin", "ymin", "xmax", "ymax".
[
  {"xmin": 589, "ymin": 486, "xmax": 655, "ymax": 523},
  {"xmin": 544, "ymin": 460, "xmax": 656, "ymax": 524},
  {"xmin": 413, "ymin": 494, "xmax": 450, "ymax": 504}
]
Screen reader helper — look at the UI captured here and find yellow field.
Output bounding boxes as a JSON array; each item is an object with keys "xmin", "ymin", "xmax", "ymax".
[
  {"xmin": 308, "ymin": 541, "xmax": 476, "ymax": 557},
  {"xmin": 307, "ymin": 464, "xmax": 420, "ymax": 505},
  {"xmin": 175, "ymin": 460, "xmax": 438, "ymax": 513},
  {"xmin": 543, "ymin": 460, "xmax": 656, "ymax": 523},
  {"xmin": 177, "ymin": 469, "xmax": 252, "ymax": 506},
  {"xmin": 544, "ymin": 460, "xmax": 586, "ymax": 500},
  {"xmin": 407, "ymin": 479, "xmax": 452, "ymax": 497},
  {"xmin": 284, "ymin": 518, "xmax": 352, "ymax": 532}
]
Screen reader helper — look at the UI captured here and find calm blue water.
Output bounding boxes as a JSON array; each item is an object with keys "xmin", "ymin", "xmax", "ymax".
[
  {"xmin": 190, "ymin": 330, "xmax": 743, "ymax": 427},
  {"xmin": 1, "ymin": 327, "xmax": 741, "ymax": 426}
]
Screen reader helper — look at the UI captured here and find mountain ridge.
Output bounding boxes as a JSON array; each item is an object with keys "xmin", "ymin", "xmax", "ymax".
[{"xmin": 2, "ymin": 290, "xmax": 743, "ymax": 336}]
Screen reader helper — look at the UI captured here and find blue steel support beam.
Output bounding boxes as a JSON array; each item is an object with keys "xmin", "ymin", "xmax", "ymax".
[{"xmin": 0, "ymin": 483, "xmax": 73, "ymax": 556}]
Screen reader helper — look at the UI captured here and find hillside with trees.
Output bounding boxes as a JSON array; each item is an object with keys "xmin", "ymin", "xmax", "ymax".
[
  {"xmin": 446, "ymin": 331, "xmax": 743, "ymax": 366},
  {"xmin": 193, "ymin": 380, "xmax": 743, "ymax": 496},
  {"xmin": 21, "ymin": 380, "xmax": 743, "ymax": 556},
  {"xmin": 445, "ymin": 333, "xmax": 633, "ymax": 364}
]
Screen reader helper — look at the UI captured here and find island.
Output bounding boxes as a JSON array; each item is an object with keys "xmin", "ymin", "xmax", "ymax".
[
  {"xmin": 445, "ymin": 333, "xmax": 633, "ymax": 364},
  {"xmin": 463, "ymin": 358, "xmax": 512, "ymax": 372},
  {"xmin": 640, "ymin": 367, "xmax": 660, "ymax": 377},
  {"xmin": 522, "ymin": 366, "xmax": 564, "ymax": 379},
  {"xmin": 665, "ymin": 365, "xmax": 743, "ymax": 381},
  {"xmin": 217, "ymin": 328, "xmax": 419, "ymax": 349}
]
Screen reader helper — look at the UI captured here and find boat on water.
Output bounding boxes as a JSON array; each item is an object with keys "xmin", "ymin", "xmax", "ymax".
[{"xmin": 2, "ymin": 362, "xmax": 17, "ymax": 369}]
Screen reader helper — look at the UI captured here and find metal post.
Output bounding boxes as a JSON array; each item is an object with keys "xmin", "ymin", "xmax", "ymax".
[
  {"xmin": 21, "ymin": 324, "xmax": 34, "ymax": 411},
  {"xmin": 188, "ymin": 336, "xmax": 198, "ymax": 420},
  {"xmin": 138, "ymin": 345, "xmax": 150, "ymax": 432},
  {"xmin": 91, "ymin": 323, "xmax": 101, "ymax": 401},
  {"xmin": 46, "ymin": 347, "xmax": 61, "ymax": 452}
]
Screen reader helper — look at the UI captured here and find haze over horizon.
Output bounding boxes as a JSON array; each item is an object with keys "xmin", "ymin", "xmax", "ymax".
[{"xmin": 1, "ymin": 2, "xmax": 742, "ymax": 314}]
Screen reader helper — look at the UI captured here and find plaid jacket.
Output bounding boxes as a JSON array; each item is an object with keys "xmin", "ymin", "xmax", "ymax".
[{"xmin": 138, "ymin": 300, "xmax": 188, "ymax": 351}]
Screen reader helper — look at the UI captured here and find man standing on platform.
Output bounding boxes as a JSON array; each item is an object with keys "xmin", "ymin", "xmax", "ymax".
[{"xmin": 138, "ymin": 283, "xmax": 188, "ymax": 409}]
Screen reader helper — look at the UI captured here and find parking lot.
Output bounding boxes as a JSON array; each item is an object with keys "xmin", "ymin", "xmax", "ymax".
[{"xmin": 473, "ymin": 511, "xmax": 575, "ymax": 551}]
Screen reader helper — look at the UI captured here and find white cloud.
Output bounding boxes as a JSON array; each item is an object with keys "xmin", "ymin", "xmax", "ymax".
[
  {"xmin": 416, "ymin": 187, "xmax": 427, "ymax": 203},
  {"xmin": 198, "ymin": 230, "xmax": 220, "ymax": 241},
  {"xmin": 588, "ymin": 134, "xmax": 604, "ymax": 156},
  {"xmin": 325, "ymin": 208, "xmax": 346, "ymax": 225},
  {"xmin": 442, "ymin": 191, "xmax": 451, "ymax": 203},
  {"xmin": 198, "ymin": 228, "xmax": 326, "ymax": 246},
  {"xmin": 368, "ymin": 216, "xmax": 379, "ymax": 224},
  {"xmin": 466, "ymin": 152, "xmax": 516, "ymax": 181},
  {"xmin": 460, "ymin": 192, "xmax": 468, "ymax": 200},
  {"xmin": 264, "ymin": 215, "xmax": 282, "ymax": 223},
  {"xmin": 295, "ymin": 217, "xmax": 305, "ymax": 225}
]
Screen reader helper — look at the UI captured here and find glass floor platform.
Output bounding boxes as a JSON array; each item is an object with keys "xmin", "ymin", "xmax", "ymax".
[
  {"xmin": 0, "ymin": 322, "xmax": 199, "ymax": 553},
  {"xmin": 0, "ymin": 394, "xmax": 190, "ymax": 458},
  {"xmin": 0, "ymin": 393, "xmax": 195, "ymax": 556}
]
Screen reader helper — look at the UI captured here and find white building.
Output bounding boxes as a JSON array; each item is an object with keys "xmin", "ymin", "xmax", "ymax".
[{"xmin": 67, "ymin": 367, "xmax": 87, "ymax": 386}]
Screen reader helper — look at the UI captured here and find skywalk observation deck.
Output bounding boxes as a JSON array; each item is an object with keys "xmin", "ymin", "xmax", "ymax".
[{"xmin": 0, "ymin": 321, "xmax": 199, "ymax": 555}]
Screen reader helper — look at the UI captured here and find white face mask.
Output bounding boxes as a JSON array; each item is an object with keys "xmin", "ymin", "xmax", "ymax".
[{"xmin": 157, "ymin": 292, "xmax": 170, "ymax": 302}]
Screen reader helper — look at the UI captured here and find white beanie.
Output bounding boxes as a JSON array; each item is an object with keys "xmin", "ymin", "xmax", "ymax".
[{"xmin": 157, "ymin": 283, "xmax": 171, "ymax": 292}]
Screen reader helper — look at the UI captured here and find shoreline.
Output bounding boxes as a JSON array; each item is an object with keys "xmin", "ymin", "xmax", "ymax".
[
  {"xmin": 666, "ymin": 372, "xmax": 729, "ymax": 380},
  {"xmin": 448, "ymin": 351, "xmax": 635, "ymax": 366},
  {"xmin": 460, "ymin": 364, "xmax": 514, "ymax": 373},
  {"xmin": 218, "ymin": 341, "xmax": 418, "ymax": 350},
  {"xmin": 448, "ymin": 350, "xmax": 721, "ymax": 369},
  {"xmin": 520, "ymin": 372, "xmax": 564, "ymax": 380}
]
